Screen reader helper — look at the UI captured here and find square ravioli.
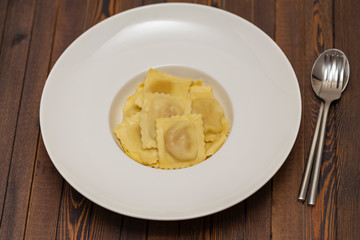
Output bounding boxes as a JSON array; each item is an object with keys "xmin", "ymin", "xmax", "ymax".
[
  {"xmin": 139, "ymin": 93, "xmax": 191, "ymax": 149},
  {"xmin": 123, "ymin": 83, "xmax": 143, "ymax": 120},
  {"xmin": 135, "ymin": 68, "xmax": 192, "ymax": 107},
  {"xmin": 205, "ymin": 117, "xmax": 230, "ymax": 156},
  {"xmin": 114, "ymin": 113, "xmax": 158, "ymax": 165},
  {"xmin": 190, "ymin": 85, "xmax": 227, "ymax": 142},
  {"xmin": 156, "ymin": 114, "xmax": 206, "ymax": 169}
]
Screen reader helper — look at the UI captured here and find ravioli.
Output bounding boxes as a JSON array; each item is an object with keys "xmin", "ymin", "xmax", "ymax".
[
  {"xmin": 113, "ymin": 68, "xmax": 230, "ymax": 169},
  {"xmin": 114, "ymin": 113, "xmax": 158, "ymax": 165},
  {"xmin": 156, "ymin": 114, "xmax": 206, "ymax": 169},
  {"xmin": 190, "ymin": 85, "xmax": 227, "ymax": 142},
  {"xmin": 135, "ymin": 68, "xmax": 192, "ymax": 107},
  {"xmin": 123, "ymin": 83, "xmax": 143, "ymax": 120},
  {"xmin": 205, "ymin": 117, "xmax": 229, "ymax": 156},
  {"xmin": 190, "ymin": 79, "xmax": 205, "ymax": 87},
  {"xmin": 140, "ymin": 93, "xmax": 191, "ymax": 149}
]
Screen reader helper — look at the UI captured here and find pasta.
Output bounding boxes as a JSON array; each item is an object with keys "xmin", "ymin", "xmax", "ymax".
[
  {"xmin": 114, "ymin": 69, "xmax": 229, "ymax": 169},
  {"xmin": 139, "ymin": 93, "xmax": 191, "ymax": 149},
  {"xmin": 135, "ymin": 68, "xmax": 192, "ymax": 107},
  {"xmin": 156, "ymin": 114, "xmax": 206, "ymax": 169}
]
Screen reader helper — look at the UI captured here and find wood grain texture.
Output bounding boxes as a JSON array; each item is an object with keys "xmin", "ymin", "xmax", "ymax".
[
  {"xmin": 166, "ymin": 0, "xmax": 207, "ymax": 4},
  {"xmin": 0, "ymin": 0, "xmax": 37, "ymax": 236},
  {"xmin": 144, "ymin": 0, "xmax": 166, "ymax": 5},
  {"xmin": 50, "ymin": 0, "xmax": 88, "ymax": 68},
  {"xmin": 87, "ymin": 204, "xmax": 122, "ymax": 240},
  {"xmin": 253, "ymin": 0, "xmax": 274, "ymax": 37},
  {"xmin": 86, "ymin": 0, "xmax": 117, "ymax": 30},
  {"xmin": 25, "ymin": 138, "xmax": 64, "ymax": 239},
  {"xmin": 212, "ymin": 203, "xmax": 245, "ymax": 240},
  {"xmin": 0, "ymin": 0, "xmax": 9, "ymax": 50},
  {"xmin": 166, "ymin": 0, "xmax": 217, "ymax": 6},
  {"xmin": 147, "ymin": 220, "xmax": 179, "ymax": 240},
  {"xmin": 208, "ymin": 0, "xmax": 223, "ymax": 8},
  {"xmin": 245, "ymin": 184, "xmax": 271, "ymax": 240},
  {"xmin": 303, "ymin": 1, "xmax": 336, "ymax": 240},
  {"xmin": 272, "ymin": 0, "xmax": 305, "ymax": 239},
  {"xmin": 116, "ymin": 0, "xmax": 143, "ymax": 12},
  {"xmin": 120, "ymin": 216, "xmax": 147, "ymax": 240},
  {"xmin": 178, "ymin": 217, "xmax": 211, "ymax": 240},
  {"xmin": 0, "ymin": 0, "xmax": 59, "ymax": 238},
  {"xmin": 224, "ymin": 0, "xmax": 251, "ymax": 21},
  {"xmin": 27, "ymin": 0, "xmax": 88, "ymax": 239},
  {"xmin": 57, "ymin": 184, "xmax": 92, "ymax": 239},
  {"xmin": 334, "ymin": 0, "xmax": 360, "ymax": 239}
]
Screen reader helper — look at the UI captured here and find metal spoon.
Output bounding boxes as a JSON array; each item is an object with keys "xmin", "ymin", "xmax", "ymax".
[{"xmin": 298, "ymin": 49, "xmax": 350, "ymax": 204}]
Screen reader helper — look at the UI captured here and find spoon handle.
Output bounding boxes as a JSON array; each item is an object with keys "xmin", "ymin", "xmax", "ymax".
[
  {"xmin": 298, "ymin": 101, "xmax": 324, "ymax": 202},
  {"xmin": 308, "ymin": 100, "xmax": 331, "ymax": 205}
]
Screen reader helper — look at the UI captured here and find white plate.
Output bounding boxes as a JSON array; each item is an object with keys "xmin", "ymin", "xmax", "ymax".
[{"xmin": 40, "ymin": 3, "xmax": 301, "ymax": 220}]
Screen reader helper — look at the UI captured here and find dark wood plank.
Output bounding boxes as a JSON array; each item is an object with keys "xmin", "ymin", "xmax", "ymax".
[
  {"xmin": 303, "ymin": 1, "xmax": 336, "ymax": 240},
  {"xmin": 116, "ymin": 0, "xmax": 143, "ymax": 12},
  {"xmin": 165, "ymin": 0, "xmax": 208, "ymax": 4},
  {"xmin": 253, "ymin": 0, "xmax": 274, "ymax": 37},
  {"xmin": 147, "ymin": 220, "xmax": 179, "ymax": 240},
  {"xmin": 224, "ymin": 0, "xmax": 251, "ymax": 21},
  {"xmin": 209, "ymin": 0, "xmax": 223, "ymax": 8},
  {"xmin": 166, "ymin": 0, "xmax": 207, "ymax": 3},
  {"xmin": 120, "ymin": 216, "xmax": 147, "ymax": 240},
  {"xmin": 271, "ymin": 0, "xmax": 305, "ymax": 239},
  {"xmin": 87, "ymin": 204, "xmax": 122, "ymax": 240},
  {"xmin": 178, "ymin": 217, "xmax": 211, "ymax": 240},
  {"xmin": 334, "ymin": 0, "xmax": 360, "ymax": 239},
  {"xmin": 144, "ymin": 0, "xmax": 166, "ymax": 5},
  {"xmin": 86, "ymin": 0, "xmax": 117, "ymax": 30},
  {"xmin": 25, "ymin": 138, "xmax": 64, "ymax": 239},
  {"xmin": 50, "ymin": 0, "xmax": 88, "ymax": 68},
  {"xmin": 245, "ymin": 184, "xmax": 271, "ymax": 240},
  {"xmin": 23, "ymin": 0, "xmax": 88, "ymax": 239},
  {"xmin": 0, "ymin": 0, "xmax": 59, "ymax": 238},
  {"xmin": 56, "ymin": 184, "xmax": 93, "ymax": 239},
  {"xmin": 0, "ymin": 0, "xmax": 9, "ymax": 49},
  {"xmin": 212, "ymin": 203, "xmax": 245, "ymax": 240},
  {"xmin": 0, "ymin": 0, "xmax": 37, "ymax": 236}
]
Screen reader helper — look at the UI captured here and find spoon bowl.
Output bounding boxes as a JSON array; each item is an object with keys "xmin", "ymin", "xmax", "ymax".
[{"xmin": 311, "ymin": 49, "xmax": 350, "ymax": 95}]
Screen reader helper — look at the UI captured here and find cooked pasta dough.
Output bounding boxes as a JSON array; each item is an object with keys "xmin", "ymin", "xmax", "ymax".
[
  {"xmin": 156, "ymin": 114, "xmax": 206, "ymax": 169},
  {"xmin": 135, "ymin": 68, "xmax": 192, "ymax": 107},
  {"xmin": 114, "ymin": 113, "xmax": 158, "ymax": 165},
  {"xmin": 114, "ymin": 68, "xmax": 229, "ymax": 169},
  {"xmin": 139, "ymin": 93, "xmax": 191, "ymax": 149},
  {"xmin": 205, "ymin": 117, "xmax": 230, "ymax": 156},
  {"xmin": 190, "ymin": 85, "xmax": 226, "ymax": 142},
  {"xmin": 123, "ymin": 83, "xmax": 143, "ymax": 120}
]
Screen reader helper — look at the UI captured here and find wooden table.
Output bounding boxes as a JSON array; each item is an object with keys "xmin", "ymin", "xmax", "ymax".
[{"xmin": 1, "ymin": 0, "xmax": 359, "ymax": 239}]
